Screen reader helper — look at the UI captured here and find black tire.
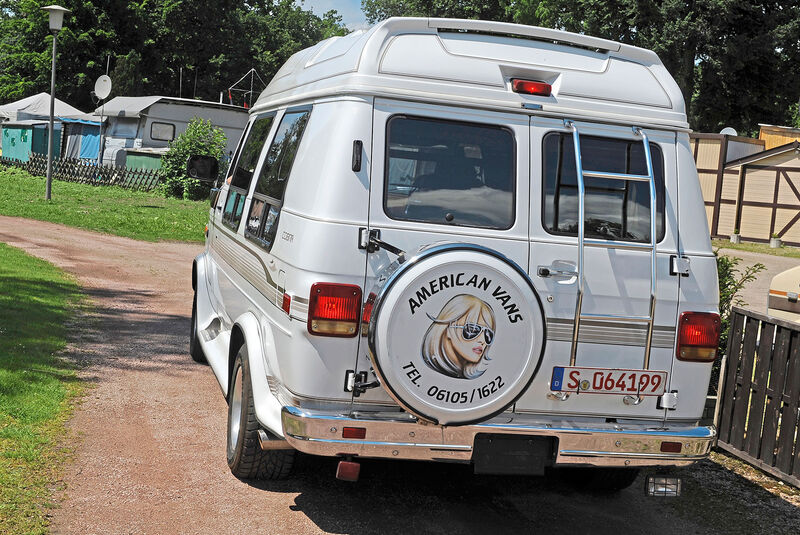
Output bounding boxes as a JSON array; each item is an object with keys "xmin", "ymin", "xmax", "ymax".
[
  {"xmin": 226, "ymin": 345, "xmax": 295, "ymax": 480},
  {"xmin": 189, "ymin": 292, "xmax": 206, "ymax": 363},
  {"xmin": 558, "ymin": 467, "xmax": 640, "ymax": 493}
]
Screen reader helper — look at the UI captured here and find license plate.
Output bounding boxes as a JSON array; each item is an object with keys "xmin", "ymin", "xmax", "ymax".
[{"xmin": 550, "ymin": 366, "xmax": 667, "ymax": 396}]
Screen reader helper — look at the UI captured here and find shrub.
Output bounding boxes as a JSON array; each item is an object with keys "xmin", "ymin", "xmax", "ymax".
[
  {"xmin": 709, "ymin": 251, "xmax": 766, "ymax": 394},
  {"xmin": 160, "ymin": 117, "xmax": 226, "ymax": 200}
]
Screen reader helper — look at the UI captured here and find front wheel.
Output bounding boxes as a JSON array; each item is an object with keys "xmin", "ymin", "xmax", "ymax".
[{"xmin": 226, "ymin": 345, "xmax": 295, "ymax": 480}]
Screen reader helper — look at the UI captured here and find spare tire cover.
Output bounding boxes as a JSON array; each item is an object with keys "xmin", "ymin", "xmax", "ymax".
[{"xmin": 368, "ymin": 243, "xmax": 546, "ymax": 426}]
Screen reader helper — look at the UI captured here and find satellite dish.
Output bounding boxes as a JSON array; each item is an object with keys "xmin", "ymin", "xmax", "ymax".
[
  {"xmin": 94, "ymin": 75, "xmax": 112, "ymax": 100},
  {"xmin": 720, "ymin": 127, "xmax": 738, "ymax": 136}
]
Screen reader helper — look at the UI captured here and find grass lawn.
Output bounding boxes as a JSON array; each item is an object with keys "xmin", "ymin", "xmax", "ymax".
[
  {"xmin": 0, "ymin": 243, "xmax": 83, "ymax": 534},
  {"xmin": 713, "ymin": 239, "xmax": 800, "ymax": 259},
  {"xmin": 0, "ymin": 166, "xmax": 208, "ymax": 243}
]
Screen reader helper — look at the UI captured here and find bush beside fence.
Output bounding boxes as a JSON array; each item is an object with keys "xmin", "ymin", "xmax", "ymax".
[{"xmin": 0, "ymin": 153, "xmax": 162, "ymax": 191}]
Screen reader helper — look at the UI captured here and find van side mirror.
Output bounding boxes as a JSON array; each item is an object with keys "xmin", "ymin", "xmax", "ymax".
[{"xmin": 186, "ymin": 155, "xmax": 219, "ymax": 183}]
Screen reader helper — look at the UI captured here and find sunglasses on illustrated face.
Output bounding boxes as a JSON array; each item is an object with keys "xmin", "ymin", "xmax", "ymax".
[{"xmin": 450, "ymin": 322, "xmax": 494, "ymax": 345}]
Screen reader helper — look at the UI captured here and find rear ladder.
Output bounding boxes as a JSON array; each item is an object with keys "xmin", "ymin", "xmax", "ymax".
[{"xmin": 555, "ymin": 120, "xmax": 658, "ymax": 404}]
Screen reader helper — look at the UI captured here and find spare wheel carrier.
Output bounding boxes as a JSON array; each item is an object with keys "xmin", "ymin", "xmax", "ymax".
[{"xmin": 367, "ymin": 243, "xmax": 546, "ymax": 426}]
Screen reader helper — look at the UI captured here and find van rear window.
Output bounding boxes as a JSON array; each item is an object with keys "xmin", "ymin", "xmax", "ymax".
[
  {"xmin": 384, "ymin": 116, "xmax": 515, "ymax": 230},
  {"xmin": 542, "ymin": 133, "xmax": 665, "ymax": 243}
]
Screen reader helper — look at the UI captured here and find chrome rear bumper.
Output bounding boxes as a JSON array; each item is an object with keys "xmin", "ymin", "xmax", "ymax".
[{"xmin": 281, "ymin": 406, "xmax": 715, "ymax": 467}]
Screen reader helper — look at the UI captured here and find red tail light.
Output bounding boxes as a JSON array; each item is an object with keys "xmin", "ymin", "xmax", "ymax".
[
  {"xmin": 282, "ymin": 293, "xmax": 291, "ymax": 315},
  {"xmin": 308, "ymin": 283, "xmax": 362, "ymax": 337},
  {"xmin": 511, "ymin": 79, "xmax": 552, "ymax": 97},
  {"xmin": 676, "ymin": 312, "xmax": 721, "ymax": 362}
]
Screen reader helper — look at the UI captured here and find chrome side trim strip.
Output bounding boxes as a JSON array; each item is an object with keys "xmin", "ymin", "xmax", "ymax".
[{"xmin": 284, "ymin": 435, "xmax": 472, "ymax": 451}]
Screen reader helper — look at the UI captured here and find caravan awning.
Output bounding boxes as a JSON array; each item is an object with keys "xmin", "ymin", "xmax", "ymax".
[
  {"xmin": 58, "ymin": 116, "xmax": 102, "ymax": 125},
  {"xmin": 94, "ymin": 96, "xmax": 163, "ymax": 118}
]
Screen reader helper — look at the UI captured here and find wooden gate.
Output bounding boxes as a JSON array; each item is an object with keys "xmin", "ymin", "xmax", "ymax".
[{"xmin": 717, "ymin": 307, "xmax": 800, "ymax": 487}]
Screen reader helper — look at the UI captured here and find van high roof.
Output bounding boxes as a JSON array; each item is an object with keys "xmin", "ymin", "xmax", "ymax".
[{"xmin": 254, "ymin": 18, "xmax": 688, "ymax": 130}]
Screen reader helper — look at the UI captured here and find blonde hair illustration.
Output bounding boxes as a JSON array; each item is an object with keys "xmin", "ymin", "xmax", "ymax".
[{"xmin": 421, "ymin": 294, "xmax": 496, "ymax": 379}]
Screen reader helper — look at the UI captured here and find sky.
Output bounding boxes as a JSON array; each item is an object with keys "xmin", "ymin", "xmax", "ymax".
[{"xmin": 298, "ymin": 0, "xmax": 370, "ymax": 30}]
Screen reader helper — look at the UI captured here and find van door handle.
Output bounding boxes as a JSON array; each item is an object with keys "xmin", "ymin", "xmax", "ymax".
[{"xmin": 537, "ymin": 262, "xmax": 577, "ymax": 278}]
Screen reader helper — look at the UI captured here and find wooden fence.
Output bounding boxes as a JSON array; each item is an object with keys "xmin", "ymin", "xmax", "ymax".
[
  {"xmin": 0, "ymin": 153, "xmax": 162, "ymax": 191},
  {"xmin": 717, "ymin": 307, "xmax": 800, "ymax": 487}
]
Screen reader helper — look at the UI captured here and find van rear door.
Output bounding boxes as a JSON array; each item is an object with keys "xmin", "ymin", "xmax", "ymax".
[
  {"xmin": 523, "ymin": 117, "xmax": 680, "ymax": 420},
  {"xmin": 352, "ymin": 98, "xmax": 531, "ymax": 407}
]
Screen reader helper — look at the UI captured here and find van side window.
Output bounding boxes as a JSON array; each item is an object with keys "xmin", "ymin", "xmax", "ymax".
[
  {"xmin": 384, "ymin": 116, "xmax": 515, "ymax": 230},
  {"xmin": 246, "ymin": 109, "xmax": 311, "ymax": 249},
  {"xmin": 542, "ymin": 133, "xmax": 665, "ymax": 243},
  {"xmin": 221, "ymin": 114, "xmax": 275, "ymax": 230},
  {"xmin": 231, "ymin": 115, "xmax": 275, "ymax": 190}
]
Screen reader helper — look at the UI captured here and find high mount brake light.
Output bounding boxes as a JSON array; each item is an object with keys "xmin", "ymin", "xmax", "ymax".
[
  {"xmin": 676, "ymin": 312, "xmax": 721, "ymax": 362},
  {"xmin": 308, "ymin": 283, "xmax": 362, "ymax": 337},
  {"xmin": 511, "ymin": 79, "xmax": 552, "ymax": 97}
]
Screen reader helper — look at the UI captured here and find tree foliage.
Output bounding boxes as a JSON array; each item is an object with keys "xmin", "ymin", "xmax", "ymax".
[
  {"xmin": 0, "ymin": 1, "xmax": 347, "ymax": 111},
  {"xmin": 3, "ymin": 1, "xmax": 799, "ymax": 134},
  {"xmin": 362, "ymin": 0, "xmax": 513, "ymax": 21},
  {"xmin": 363, "ymin": 0, "xmax": 800, "ymax": 134},
  {"xmin": 160, "ymin": 117, "xmax": 226, "ymax": 200}
]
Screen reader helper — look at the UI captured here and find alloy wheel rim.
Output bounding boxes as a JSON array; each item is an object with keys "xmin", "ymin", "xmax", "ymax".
[{"xmin": 228, "ymin": 366, "xmax": 243, "ymax": 452}]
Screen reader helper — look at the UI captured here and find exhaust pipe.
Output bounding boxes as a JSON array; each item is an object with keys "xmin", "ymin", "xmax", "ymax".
[{"xmin": 257, "ymin": 429, "xmax": 294, "ymax": 450}]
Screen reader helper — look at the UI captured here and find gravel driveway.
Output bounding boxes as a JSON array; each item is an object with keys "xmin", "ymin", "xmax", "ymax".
[{"xmin": 1, "ymin": 215, "xmax": 798, "ymax": 534}]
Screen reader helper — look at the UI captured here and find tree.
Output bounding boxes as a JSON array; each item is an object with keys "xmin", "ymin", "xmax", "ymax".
[
  {"xmin": 160, "ymin": 117, "xmax": 226, "ymax": 200},
  {"xmin": 362, "ymin": 0, "xmax": 513, "ymax": 22},
  {"xmin": 0, "ymin": 1, "xmax": 347, "ymax": 111}
]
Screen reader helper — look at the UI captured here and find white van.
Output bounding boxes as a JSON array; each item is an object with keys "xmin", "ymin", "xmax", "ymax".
[{"xmin": 189, "ymin": 18, "xmax": 720, "ymax": 489}]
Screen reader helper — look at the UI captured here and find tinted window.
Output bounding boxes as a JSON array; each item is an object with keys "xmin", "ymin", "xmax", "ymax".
[
  {"xmin": 246, "ymin": 109, "xmax": 311, "ymax": 250},
  {"xmin": 542, "ymin": 133, "xmax": 665, "ymax": 242},
  {"xmin": 230, "ymin": 115, "xmax": 274, "ymax": 190},
  {"xmin": 222, "ymin": 189, "xmax": 246, "ymax": 230},
  {"xmin": 254, "ymin": 110, "xmax": 310, "ymax": 199},
  {"xmin": 384, "ymin": 116, "xmax": 515, "ymax": 229}
]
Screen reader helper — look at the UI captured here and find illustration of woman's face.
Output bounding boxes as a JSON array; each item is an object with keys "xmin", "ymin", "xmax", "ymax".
[{"xmin": 445, "ymin": 320, "xmax": 493, "ymax": 364}]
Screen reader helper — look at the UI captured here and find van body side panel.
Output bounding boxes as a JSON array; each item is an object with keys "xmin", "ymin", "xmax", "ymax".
[
  {"xmin": 666, "ymin": 134, "xmax": 717, "ymax": 420},
  {"xmin": 267, "ymin": 99, "xmax": 373, "ymax": 403},
  {"xmin": 675, "ymin": 133, "xmax": 715, "ymax": 257},
  {"xmin": 524, "ymin": 118, "xmax": 680, "ymax": 419}
]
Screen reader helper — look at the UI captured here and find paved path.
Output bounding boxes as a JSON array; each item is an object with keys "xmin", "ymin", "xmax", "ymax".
[
  {"xmin": 715, "ymin": 247, "xmax": 799, "ymax": 313},
  {"xmin": 1, "ymin": 215, "xmax": 798, "ymax": 534}
]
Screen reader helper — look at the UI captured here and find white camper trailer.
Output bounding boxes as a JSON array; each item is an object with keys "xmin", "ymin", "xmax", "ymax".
[{"xmin": 188, "ymin": 18, "xmax": 719, "ymax": 489}]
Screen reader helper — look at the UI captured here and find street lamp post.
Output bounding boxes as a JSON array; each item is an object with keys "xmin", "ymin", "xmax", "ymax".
[{"xmin": 41, "ymin": 5, "xmax": 70, "ymax": 201}]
